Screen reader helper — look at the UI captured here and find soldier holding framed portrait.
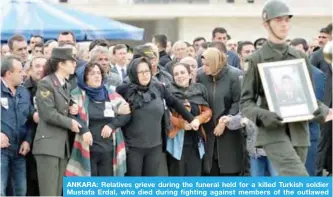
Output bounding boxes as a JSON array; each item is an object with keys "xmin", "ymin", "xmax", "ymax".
[{"xmin": 240, "ymin": 0, "xmax": 330, "ymax": 176}]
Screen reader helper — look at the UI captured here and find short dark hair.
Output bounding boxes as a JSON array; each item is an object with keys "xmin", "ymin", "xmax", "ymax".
[
  {"xmin": 34, "ymin": 42, "xmax": 44, "ymax": 49},
  {"xmin": 89, "ymin": 39, "xmax": 110, "ymax": 52},
  {"xmin": 84, "ymin": 61, "xmax": 105, "ymax": 83},
  {"xmin": 320, "ymin": 27, "xmax": 331, "ymax": 34},
  {"xmin": 254, "ymin": 37, "xmax": 267, "ymax": 49},
  {"xmin": 212, "ymin": 27, "xmax": 227, "ymax": 38},
  {"xmin": 153, "ymin": 34, "xmax": 167, "ymax": 48},
  {"xmin": 208, "ymin": 41, "xmax": 227, "ymax": 54},
  {"xmin": 58, "ymin": 31, "xmax": 76, "ymax": 43},
  {"xmin": 290, "ymin": 38, "xmax": 309, "ymax": 52},
  {"xmin": 1, "ymin": 55, "xmax": 22, "ymax": 77},
  {"xmin": 326, "ymin": 23, "xmax": 332, "ymax": 34},
  {"xmin": 113, "ymin": 44, "xmax": 127, "ymax": 55},
  {"xmin": 30, "ymin": 35, "xmax": 43, "ymax": 40},
  {"xmin": 237, "ymin": 41, "xmax": 254, "ymax": 54},
  {"xmin": 30, "ymin": 35, "xmax": 44, "ymax": 43},
  {"xmin": 200, "ymin": 42, "xmax": 209, "ymax": 50},
  {"xmin": 193, "ymin": 37, "xmax": 206, "ymax": 45},
  {"xmin": 8, "ymin": 35, "xmax": 27, "ymax": 50}
]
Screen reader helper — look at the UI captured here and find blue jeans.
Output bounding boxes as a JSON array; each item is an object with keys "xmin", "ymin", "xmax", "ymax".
[
  {"xmin": 250, "ymin": 155, "xmax": 278, "ymax": 176},
  {"xmin": 1, "ymin": 148, "xmax": 27, "ymax": 196},
  {"xmin": 305, "ymin": 139, "xmax": 318, "ymax": 176}
]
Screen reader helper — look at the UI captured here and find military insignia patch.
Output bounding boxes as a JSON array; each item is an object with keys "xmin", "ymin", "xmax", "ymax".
[{"xmin": 40, "ymin": 90, "xmax": 50, "ymax": 99}]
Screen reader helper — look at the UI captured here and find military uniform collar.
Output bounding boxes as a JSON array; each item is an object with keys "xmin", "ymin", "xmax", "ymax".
[
  {"xmin": 50, "ymin": 73, "xmax": 66, "ymax": 87},
  {"xmin": 261, "ymin": 41, "xmax": 298, "ymax": 60},
  {"xmin": 286, "ymin": 46, "xmax": 299, "ymax": 58}
]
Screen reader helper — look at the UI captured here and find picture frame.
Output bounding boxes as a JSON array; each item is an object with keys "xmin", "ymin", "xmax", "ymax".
[{"xmin": 258, "ymin": 59, "xmax": 318, "ymax": 123}]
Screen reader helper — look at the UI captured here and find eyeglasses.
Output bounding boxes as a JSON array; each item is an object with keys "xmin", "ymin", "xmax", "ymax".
[{"xmin": 137, "ymin": 70, "xmax": 151, "ymax": 76}]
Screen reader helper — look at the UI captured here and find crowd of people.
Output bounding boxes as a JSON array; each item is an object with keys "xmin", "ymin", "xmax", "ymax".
[{"xmin": 1, "ymin": 0, "xmax": 332, "ymax": 196}]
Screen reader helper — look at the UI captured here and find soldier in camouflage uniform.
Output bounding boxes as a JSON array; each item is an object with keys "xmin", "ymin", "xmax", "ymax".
[{"xmin": 240, "ymin": 0, "xmax": 329, "ymax": 176}]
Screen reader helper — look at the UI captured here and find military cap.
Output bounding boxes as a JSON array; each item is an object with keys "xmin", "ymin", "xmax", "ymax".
[{"xmin": 51, "ymin": 47, "xmax": 77, "ymax": 61}]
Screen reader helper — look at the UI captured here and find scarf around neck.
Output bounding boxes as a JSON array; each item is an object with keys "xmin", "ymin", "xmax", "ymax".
[
  {"xmin": 76, "ymin": 64, "xmax": 108, "ymax": 101},
  {"xmin": 168, "ymin": 82, "xmax": 209, "ymax": 106}
]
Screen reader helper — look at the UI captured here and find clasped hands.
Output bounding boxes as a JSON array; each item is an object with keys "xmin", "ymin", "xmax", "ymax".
[
  {"xmin": 184, "ymin": 118, "xmax": 201, "ymax": 131},
  {"xmin": 213, "ymin": 116, "xmax": 231, "ymax": 136}
]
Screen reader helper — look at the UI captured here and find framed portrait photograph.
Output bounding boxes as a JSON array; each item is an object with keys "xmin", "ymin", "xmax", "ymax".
[{"xmin": 258, "ymin": 59, "xmax": 318, "ymax": 123}]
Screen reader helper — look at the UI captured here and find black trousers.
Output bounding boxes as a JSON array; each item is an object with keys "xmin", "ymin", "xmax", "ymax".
[
  {"xmin": 126, "ymin": 145, "xmax": 165, "ymax": 176},
  {"xmin": 208, "ymin": 159, "xmax": 241, "ymax": 176},
  {"xmin": 168, "ymin": 145, "xmax": 202, "ymax": 176},
  {"xmin": 90, "ymin": 151, "xmax": 113, "ymax": 176}
]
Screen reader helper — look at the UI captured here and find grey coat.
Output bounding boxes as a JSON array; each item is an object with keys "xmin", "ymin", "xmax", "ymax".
[{"xmin": 32, "ymin": 74, "xmax": 72, "ymax": 159}]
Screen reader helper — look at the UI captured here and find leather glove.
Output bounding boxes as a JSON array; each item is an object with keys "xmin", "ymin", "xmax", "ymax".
[
  {"xmin": 312, "ymin": 108, "xmax": 328, "ymax": 123},
  {"xmin": 258, "ymin": 110, "xmax": 283, "ymax": 129}
]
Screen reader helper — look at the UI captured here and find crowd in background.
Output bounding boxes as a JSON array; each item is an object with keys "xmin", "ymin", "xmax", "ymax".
[{"xmin": 0, "ymin": 17, "xmax": 332, "ymax": 196}]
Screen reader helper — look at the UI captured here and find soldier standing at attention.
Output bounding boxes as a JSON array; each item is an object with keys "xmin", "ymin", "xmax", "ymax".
[{"xmin": 240, "ymin": 0, "xmax": 329, "ymax": 176}]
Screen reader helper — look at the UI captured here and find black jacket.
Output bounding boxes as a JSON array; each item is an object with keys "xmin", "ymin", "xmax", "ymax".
[
  {"xmin": 159, "ymin": 50, "xmax": 172, "ymax": 67},
  {"xmin": 197, "ymin": 65, "xmax": 245, "ymax": 174}
]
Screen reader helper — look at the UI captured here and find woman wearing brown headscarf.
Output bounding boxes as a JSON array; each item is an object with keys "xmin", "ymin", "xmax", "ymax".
[{"xmin": 197, "ymin": 47, "xmax": 246, "ymax": 176}]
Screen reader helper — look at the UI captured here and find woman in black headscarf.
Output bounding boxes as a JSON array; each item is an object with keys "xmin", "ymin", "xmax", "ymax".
[
  {"xmin": 167, "ymin": 62, "xmax": 212, "ymax": 176},
  {"xmin": 116, "ymin": 57, "xmax": 200, "ymax": 176}
]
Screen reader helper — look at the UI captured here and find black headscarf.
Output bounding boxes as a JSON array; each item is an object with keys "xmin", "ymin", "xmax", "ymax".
[{"xmin": 125, "ymin": 57, "xmax": 158, "ymax": 110}]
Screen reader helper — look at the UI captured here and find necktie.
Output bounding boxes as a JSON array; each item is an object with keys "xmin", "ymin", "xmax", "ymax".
[
  {"xmin": 63, "ymin": 83, "xmax": 67, "ymax": 93},
  {"xmin": 121, "ymin": 68, "xmax": 126, "ymax": 81}
]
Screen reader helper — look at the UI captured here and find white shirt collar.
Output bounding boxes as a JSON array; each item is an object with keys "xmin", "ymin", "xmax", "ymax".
[
  {"xmin": 116, "ymin": 64, "xmax": 126, "ymax": 72},
  {"xmin": 1, "ymin": 79, "xmax": 9, "ymax": 88},
  {"xmin": 55, "ymin": 73, "xmax": 65, "ymax": 86}
]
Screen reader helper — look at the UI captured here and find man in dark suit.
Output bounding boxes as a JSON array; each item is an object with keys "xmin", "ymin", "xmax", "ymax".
[{"xmin": 110, "ymin": 44, "xmax": 128, "ymax": 83}]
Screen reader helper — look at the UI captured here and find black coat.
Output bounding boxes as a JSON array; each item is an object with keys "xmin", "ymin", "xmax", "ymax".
[
  {"xmin": 310, "ymin": 48, "xmax": 332, "ymax": 106},
  {"xmin": 159, "ymin": 50, "xmax": 172, "ymax": 67},
  {"xmin": 197, "ymin": 65, "xmax": 245, "ymax": 174},
  {"xmin": 311, "ymin": 49, "xmax": 332, "ymax": 175}
]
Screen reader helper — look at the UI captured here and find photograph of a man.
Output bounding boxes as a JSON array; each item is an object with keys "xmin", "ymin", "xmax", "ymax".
[{"xmin": 277, "ymin": 75, "xmax": 305, "ymax": 105}]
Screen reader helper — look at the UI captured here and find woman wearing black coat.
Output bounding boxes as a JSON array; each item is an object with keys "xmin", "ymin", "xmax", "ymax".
[
  {"xmin": 116, "ymin": 57, "xmax": 200, "ymax": 176},
  {"xmin": 197, "ymin": 47, "xmax": 246, "ymax": 176}
]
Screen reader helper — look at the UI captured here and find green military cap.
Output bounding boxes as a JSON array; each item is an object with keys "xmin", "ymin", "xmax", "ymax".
[
  {"xmin": 133, "ymin": 45, "xmax": 156, "ymax": 60},
  {"xmin": 51, "ymin": 47, "xmax": 77, "ymax": 61},
  {"xmin": 262, "ymin": 0, "xmax": 293, "ymax": 22}
]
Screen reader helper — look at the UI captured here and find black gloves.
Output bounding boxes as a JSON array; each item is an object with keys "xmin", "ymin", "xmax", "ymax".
[
  {"xmin": 312, "ymin": 108, "xmax": 328, "ymax": 123},
  {"xmin": 257, "ymin": 110, "xmax": 283, "ymax": 129}
]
